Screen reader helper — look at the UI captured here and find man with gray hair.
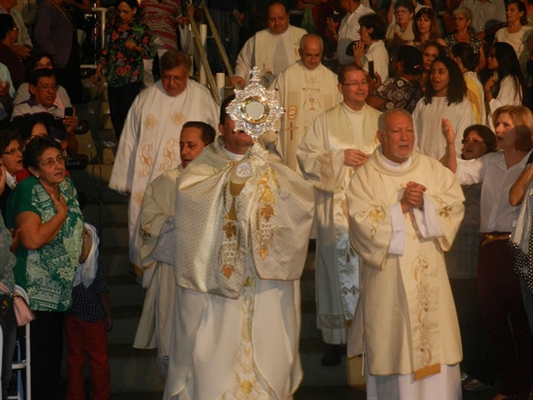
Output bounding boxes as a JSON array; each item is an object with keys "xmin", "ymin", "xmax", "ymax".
[
  {"xmin": 109, "ymin": 50, "xmax": 219, "ymax": 279},
  {"xmin": 271, "ymin": 33, "xmax": 342, "ymax": 173},
  {"xmin": 346, "ymin": 108, "xmax": 465, "ymax": 398}
]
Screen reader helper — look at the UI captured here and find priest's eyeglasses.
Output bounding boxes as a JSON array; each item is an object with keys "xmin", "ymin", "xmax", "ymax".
[{"xmin": 341, "ymin": 81, "xmax": 368, "ymax": 87}]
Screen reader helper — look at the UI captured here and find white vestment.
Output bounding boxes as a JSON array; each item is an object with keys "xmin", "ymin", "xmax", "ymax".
[
  {"xmin": 270, "ymin": 61, "xmax": 342, "ymax": 173},
  {"xmin": 412, "ymin": 96, "xmax": 475, "ymax": 160},
  {"xmin": 463, "ymin": 71, "xmax": 485, "ymax": 125},
  {"xmin": 108, "ymin": 80, "xmax": 218, "ymax": 273},
  {"xmin": 234, "ymin": 25, "xmax": 306, "ymax": 87},
  {"xmin": 133, "ymin": 166, "xmax": 182, "ymax": 378},
  {"xmin": 164, "ymin": 140, "xmax": 314, "ymax": 400},
  {"xmin": 347, "ymin": 149, "xmax": 464, "ymax": 399},
  {"xmin": 297, "ymin": 103, "xmax": 381, "ymax": 344}
]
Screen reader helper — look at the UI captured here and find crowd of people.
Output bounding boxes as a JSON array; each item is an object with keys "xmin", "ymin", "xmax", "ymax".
[{"xmin": 2, "ymin": 0, "xmax": 533, "ymax": 399}]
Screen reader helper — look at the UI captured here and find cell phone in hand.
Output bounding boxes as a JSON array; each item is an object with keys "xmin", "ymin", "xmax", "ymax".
[
  {"xmin": 368, "ymin": 61, "xmax": 375, "ymax": 79},
  {"xmin": 64, "ymin": 107, "xmax": 74, "ymax": 117}
]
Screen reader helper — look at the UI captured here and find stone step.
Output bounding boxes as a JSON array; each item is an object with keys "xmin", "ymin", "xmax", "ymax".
[
  {"xmin": 108, "ymin": 344, "xmax": 164, "ymax": 393},
  {"xmin": 301, "ymin": 268, "xmax": 316, "ymax": 303},
  {"xmin": 109, "ymin": 305, "xmax": 141, "ymax": 344},
  {"xmin": 101, "ymin": 223, "xmax": 129, "ymax": 248},
  {"xmin": 301, "ymin": 301, "xmax": 321, "ymax": 340},
  {"xmin": 101, "ymin": 247, "xmax": 130, "ymax": 276},
  {"xmin": 70, "ymin": 165, "xmax": 128, "ymax": 204},
  {"xmin": 83, "ymin": 202, "xmax": 128, "ymax": 227},
  {"xmin": 108, "ymin": 275, "xmax": 145, "ymax": 307}
]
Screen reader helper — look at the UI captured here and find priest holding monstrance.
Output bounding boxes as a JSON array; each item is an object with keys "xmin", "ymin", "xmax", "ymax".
[{"xmin": 163, "ymin": 68, "xmax": 315, "ymax": 400}]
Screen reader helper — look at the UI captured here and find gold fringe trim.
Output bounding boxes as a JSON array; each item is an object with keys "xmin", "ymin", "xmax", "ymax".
[{"xmin": 414, "ymin": 363, "xmax": 441, "ymax": 381}]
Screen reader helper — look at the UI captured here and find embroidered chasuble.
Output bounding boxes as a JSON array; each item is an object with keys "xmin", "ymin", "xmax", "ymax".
[
  {"xmin": 163, "ymin": 139, "xmax": 314, "ymax": 399},
  {"xmin": 271, "ymin": 61, "xmax": 342, "ymax": 173},
  {"xmin": 234, "ymin": 26, "xmax": 306, "ymax": 88},
  {"xmin": 347, "ymin": 149, "xmax": 464, "ymax": 380},
  {"xmin": 108, "ymin": 80, "xmax": 218, "ymax": 275},
  {"xmin": 297, "ymin": 103, "xmax": 380, "ymax": 344},
  {"xmin": 133, "ymin": 167, "xmax": 183, "ymax": 375}
]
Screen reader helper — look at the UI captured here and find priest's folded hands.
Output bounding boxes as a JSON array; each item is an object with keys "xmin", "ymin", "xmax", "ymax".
[{"xmin": 400, "ymin": 181, "xmax": 427, "ymax": 212}]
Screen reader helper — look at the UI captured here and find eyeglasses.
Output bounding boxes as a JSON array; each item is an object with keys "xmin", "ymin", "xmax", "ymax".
[
  {"xmin": 395, "ymin": 8, "xmax": 410, "ymax": 15},
  {"xmin": 39, "ymin": 155, "xmax": 65, "ymax": 168},
  {"xmin": 35, "ymin": 84, "xmax": 58, "ymax": 91},
  {"xmin": 461, "ymin": 138, "xmax": 485, "ymax": 145},
  {"xmin": 3, "ymin": 147, "xmax": 22, "ymax": 156},
  {"xmin": 341, "ymin": 81, "xmax": 368, "ymax": 87}
]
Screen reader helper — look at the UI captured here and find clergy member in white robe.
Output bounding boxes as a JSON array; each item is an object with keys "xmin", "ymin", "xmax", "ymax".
[
  {"xmin": 297, "ymin": 64, "xmax": 380, "ymax": 365},
  {"xmin": 133, "ymin": 122, "xmax": 216, "ymax": 378},
  {"xmin": 108, "ymin": 50, "xmax": 219, "ymax": 278},
  {"xmin": 270, "ymin": 34, "xmax": 342, "ymax": 173},
  {"xmin": 347, "ymin": 108, "xmax": 464, "ymax": 399},
  {"xmin": 231, "ymin": 2, "xmax": 306, "ymax": 89},
  {"xmin": 163, "ymin": 95, "xmax": 314, "ymax": 400}
]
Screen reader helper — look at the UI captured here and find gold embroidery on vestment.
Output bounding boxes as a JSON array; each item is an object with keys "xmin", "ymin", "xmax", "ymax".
[
  {"xmin": 170, "ymin": 111, "xmax": 186, "ymax": 126},
  {"xmin": 159, "ymin": 138, "xmax": 179, "ymax": 171},
  {"xmin": 143, "ymin": 114, "xmax": 159, "ymax": 131},
  {"xmin": 413, "ymin": 256, "xmax": 432, "ymax": 368},
  {"xmin": 223, "ymin": 222, "xmax": 237, "ymax": 238},
  {"xmin": 137, "ymin": 143, "xmax": 154, "ymax": 178},
  {"xmin": 222, "ymin": 264, "xmax": 235, "ymax": 279},
  {"xmin": 369, "ymin": 208, "xmax": 385, "ymax": 240}
]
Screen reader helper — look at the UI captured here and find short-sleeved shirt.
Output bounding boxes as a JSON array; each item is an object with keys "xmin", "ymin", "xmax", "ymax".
[
  {"xmin": 7, "ymin": 176, "xmax": 84, "ymax": 312},
  {"xmin": 370, "ymin": 77, "xmax": 423, "ymax": 112},
  {"xmin": 67, "ymin": 260, "xmax": 108, "ymax": 323}
]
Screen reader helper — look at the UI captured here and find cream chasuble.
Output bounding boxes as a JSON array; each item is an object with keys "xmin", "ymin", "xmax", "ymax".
[
  {"xmin": 347, "ymin": 149, "xmax": 464, "ymax": 380},
  {"xmin": 271, "ymin": 61, "xmax": 342, "ymax": 173},
  {"xmin": 464, "ymin": 71, "xmax": 486, "ymax": 125},
  {"xmin": 297, "ymin": 103, "xmax": 380, "ymax": 344},
  {"xmin": 133, "ymin": 166, "xmax": 183, "ymax": 377},
  {"xmin": 234, "ymin": 26, "xmax": 307, "ymax": 87},
  {"xmin": 163, "ymin": 139, "xmax": 314, "ymax": 400},
  {"xmin": 108, "ymin": 80, "xmax": 219, "ymax": 275}
]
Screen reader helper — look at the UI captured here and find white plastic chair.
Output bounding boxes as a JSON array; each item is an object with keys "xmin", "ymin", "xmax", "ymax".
[{"xmin": 8, "ymin": 286, "xmax": 31, "ymax": 400}]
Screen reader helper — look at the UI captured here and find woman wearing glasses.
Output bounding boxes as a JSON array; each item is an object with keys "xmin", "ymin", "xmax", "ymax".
[
  {"xmin": 442, "ymin": 106, "xmax": 533, "ymax": 400},
  {"xmin": 7, "ymin": 136, "xmax": 84, "ymax": 400},
  {"xmin": 0, "ymin": 130, "xmax": 23, "ymax": 220}
]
